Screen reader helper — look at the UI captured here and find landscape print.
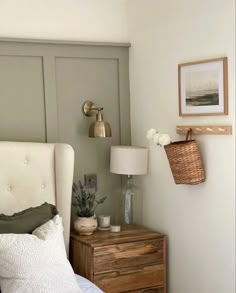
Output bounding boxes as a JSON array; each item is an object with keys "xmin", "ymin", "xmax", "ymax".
[{"xmin": 185, "ymin": 69, "xmax": 219, "ymax": 107}]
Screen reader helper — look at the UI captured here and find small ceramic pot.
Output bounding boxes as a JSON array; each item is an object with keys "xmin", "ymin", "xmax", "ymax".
[{"xmin": 74, "ymin": 216, "xmax": 98, "ymax": 235}]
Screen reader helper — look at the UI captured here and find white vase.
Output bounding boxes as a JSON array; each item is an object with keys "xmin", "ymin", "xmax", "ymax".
[{"xmin": 74, "ymin": 217, "xmax": 98, "ymax": 235}]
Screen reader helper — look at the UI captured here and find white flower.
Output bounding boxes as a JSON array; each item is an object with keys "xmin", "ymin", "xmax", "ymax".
[
  {"xmin": 146, "ymin": 128, "xmax": 157, "ymax": 140},
  {"xmin": 158, "ymin": 134, "xmax": 171, "ymax": 146},
  {"xmin": 146, "ymin": 128, "xmax": 171, "ymax": 147},
  {"xmin": 152, "ymin": 133, "xmax": 160, "ymax": 144}
]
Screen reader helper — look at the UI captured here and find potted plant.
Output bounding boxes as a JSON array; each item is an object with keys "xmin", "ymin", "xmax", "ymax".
[{"xmin": 72, "ymin": 181, "xmax": 107, "ymax": 235}]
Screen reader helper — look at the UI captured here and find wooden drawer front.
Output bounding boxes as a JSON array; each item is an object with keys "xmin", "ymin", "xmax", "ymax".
[
  {"xmin": 94, "ymin": 239, "xmax": 164, "ymax": 273},
  {"xmin": 94, "ymin": 264, "xmax": 164, "ymax": 293}
]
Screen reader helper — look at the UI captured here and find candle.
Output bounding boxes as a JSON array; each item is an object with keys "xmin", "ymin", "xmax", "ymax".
[
  {"xmin": 98, "ymin": 215, "xmax": 110, "ymax": 228},
  {"xmin": 110, "ymin": 225, "xmax": 121, "ymax": 233}
]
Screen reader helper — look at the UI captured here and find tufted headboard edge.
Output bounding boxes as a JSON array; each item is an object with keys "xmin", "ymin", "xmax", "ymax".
[{"xmin": 0, "ymin": 141, "xmax": 75, "ymax": 255}]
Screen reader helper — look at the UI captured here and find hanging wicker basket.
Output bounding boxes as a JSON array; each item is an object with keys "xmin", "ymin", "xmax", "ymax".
[{"xmin": 164, "ymin": 129, "xmax": 205, "ymax": 185}]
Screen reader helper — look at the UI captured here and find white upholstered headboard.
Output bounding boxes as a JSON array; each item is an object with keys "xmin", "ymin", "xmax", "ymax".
[{"xmin": 0, "ymin": 141, "xmax": 74, "ymax": 254}]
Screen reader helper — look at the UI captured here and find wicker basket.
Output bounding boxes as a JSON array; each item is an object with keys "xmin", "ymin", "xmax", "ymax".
[{"xmin": 164, "ymin": 129, "xmax": 205, "ymax": 185}]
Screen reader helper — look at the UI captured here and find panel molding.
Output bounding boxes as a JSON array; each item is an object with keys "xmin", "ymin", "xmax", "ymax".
[
  {"xmin": 42, "ymin": 55, "xmax": 59, "ymax": 142},
  {"xmin": 0, "ymin": 37, "xmax": 131, "ymax": 48},
  {"xmin": 117, "ymin": 54, "xmax": 131, "ymax": 145},
  {"xmin": 0, "ymin": 39, "xmax": 130, "ymax": 146}
]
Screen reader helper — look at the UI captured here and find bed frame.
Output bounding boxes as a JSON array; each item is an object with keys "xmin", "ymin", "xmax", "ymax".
[{"xmin": 0, "ymin": 141, "xmax": 74, "ymax": 254}]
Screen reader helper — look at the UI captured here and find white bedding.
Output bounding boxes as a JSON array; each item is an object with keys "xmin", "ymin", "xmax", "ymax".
[
  {"xmin": 0, "ymin": 216, "xmax": 82, "ymax": 293},
  {"xmin": 75, "ymin": 275, "xmax": 104, "ymax": 293},
  {"xmin": 0, "ymin": 275, "xmax": 103, "ymax": 293}
]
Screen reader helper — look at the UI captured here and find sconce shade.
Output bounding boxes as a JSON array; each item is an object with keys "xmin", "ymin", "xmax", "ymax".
[
  {"xmin": 89, "ymin": 113, "xmax": 112, "ymax": 138},
  {"xmin": 110, "ymin": 146, "xmax": 148, "ymax": 175}
]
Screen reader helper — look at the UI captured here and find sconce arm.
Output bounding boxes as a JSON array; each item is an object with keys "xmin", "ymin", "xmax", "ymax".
[{"xmin": 82, "ymin": 100, "xmax": 104, "ymax": 117}]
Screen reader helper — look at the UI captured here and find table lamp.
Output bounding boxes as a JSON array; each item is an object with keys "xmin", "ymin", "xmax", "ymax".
[{"xmin": 110, "ymin": 146, "xmax": 148, "ymax": 224}]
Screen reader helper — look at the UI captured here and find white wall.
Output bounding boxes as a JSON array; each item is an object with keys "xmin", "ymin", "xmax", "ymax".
[
  {"xmin": 126, "ymin": 1, "xmax": 235, "ymax": 293},
  {"xmin": 0, "ymin": 0, "xmax": 128, "ymax": 42}
]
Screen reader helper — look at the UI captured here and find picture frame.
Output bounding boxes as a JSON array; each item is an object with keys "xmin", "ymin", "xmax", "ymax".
[{"xmin": 178, "ymin": 57, "xmax": 228, "ymax": 116}]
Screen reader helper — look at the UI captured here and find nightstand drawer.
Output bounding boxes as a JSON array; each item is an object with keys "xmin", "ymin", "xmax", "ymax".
[
  {"xmin": 94, "ymin": 264, "xmax": 164, "ymax": 293},
  {"xmin": 94, "ymin": 239, "xmax": 164, "ymax": 273}
]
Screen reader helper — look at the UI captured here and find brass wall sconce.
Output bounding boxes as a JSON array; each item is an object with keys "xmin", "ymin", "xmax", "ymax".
[{"xmin": 82, "ymin": 100, "xmax": 112, "ymax": 138}]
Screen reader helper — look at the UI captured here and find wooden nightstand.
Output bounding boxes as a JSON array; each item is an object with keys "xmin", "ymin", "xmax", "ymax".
[{"xmin": 70, "ymin": 225, "xmax": 167, "ymax": 293}]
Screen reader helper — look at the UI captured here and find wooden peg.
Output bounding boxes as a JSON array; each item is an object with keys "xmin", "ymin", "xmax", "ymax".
[{"xmin": 176, "ymin": 125, "xmax": 232, "ymax": 135}]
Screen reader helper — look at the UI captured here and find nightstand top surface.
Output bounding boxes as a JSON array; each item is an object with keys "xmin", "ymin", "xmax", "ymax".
[{"xmin": 71, "ymin": 225, "xmax": 165, "ymax": 247}]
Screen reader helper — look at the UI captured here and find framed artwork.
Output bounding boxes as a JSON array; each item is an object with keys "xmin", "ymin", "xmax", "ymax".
[{"xmin": 178, "ymin": 57, "xmax": 228, "ymax": 116}]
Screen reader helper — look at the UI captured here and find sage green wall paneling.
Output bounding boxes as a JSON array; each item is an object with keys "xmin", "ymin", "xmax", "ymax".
[
  {"xmin": 55, "ymin": 57, "xmax": 122, "ymax": 223},
  {"xmin": 0, "ymin": 39, "xmax": 131, "ymax": 223},
  {"xmin": 0, "ymin": 55, "xmax": 46, "ymax": 142},
  {"xmin": 42, "ymin": 56, "xmax": 59, "ymax": 143},
  {"xmin": 117, "ymin": 51, "xmax": 131, "ymax": 145}
]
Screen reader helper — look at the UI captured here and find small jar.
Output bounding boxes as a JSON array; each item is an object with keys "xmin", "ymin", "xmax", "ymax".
[{"xmin": 98, "ymin": 215, "xmax": 110, "ymax": 228}]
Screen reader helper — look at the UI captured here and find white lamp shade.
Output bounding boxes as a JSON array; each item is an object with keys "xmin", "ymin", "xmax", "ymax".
[{"xmin": 110, "ymin": 146, "xmax": 148, "ymax": 175}]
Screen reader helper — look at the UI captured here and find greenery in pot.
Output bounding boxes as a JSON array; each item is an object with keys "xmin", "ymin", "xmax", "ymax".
[{"xmin": 72, "ymin": 181, "xmax": 107, "ymax": 218}]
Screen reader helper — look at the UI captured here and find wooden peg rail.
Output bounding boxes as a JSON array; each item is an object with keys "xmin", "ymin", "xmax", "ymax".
[{"xmin": 176, "ymin": 125, "xmax": 232, "ymax": 135}]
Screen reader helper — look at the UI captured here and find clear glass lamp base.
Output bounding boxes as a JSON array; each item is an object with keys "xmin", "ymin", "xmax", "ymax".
[{"xmin": 123, "ymin": 175, "xmax": 134, "ymax": 224}]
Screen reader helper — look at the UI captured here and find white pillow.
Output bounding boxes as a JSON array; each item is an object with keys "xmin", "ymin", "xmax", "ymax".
[{"xmin": 0, "ymin": 215, "xmax": 82, "ymax": 293}]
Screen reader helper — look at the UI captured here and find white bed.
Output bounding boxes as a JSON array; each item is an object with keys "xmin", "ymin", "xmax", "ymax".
[{"xmin": 0, "ymin": 141, "xmax": 103, "ymax": 293}]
